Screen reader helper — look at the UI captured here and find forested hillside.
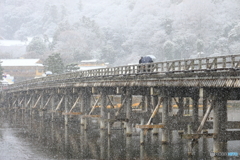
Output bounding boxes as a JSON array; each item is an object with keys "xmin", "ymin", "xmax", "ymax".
[{"xmin": 1, "ymin": 0, "xmax": 240, "ymax": 66}]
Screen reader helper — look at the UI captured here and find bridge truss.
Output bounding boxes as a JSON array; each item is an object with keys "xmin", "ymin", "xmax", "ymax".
[{"xmin": 1, "ymin": 54, "xmax": 240, "ymax": 157}]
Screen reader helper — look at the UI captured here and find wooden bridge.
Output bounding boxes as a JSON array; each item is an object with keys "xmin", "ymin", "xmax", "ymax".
[{"xmin": 1, "ymin": 54, "xmax": 240, "ymax": 157}]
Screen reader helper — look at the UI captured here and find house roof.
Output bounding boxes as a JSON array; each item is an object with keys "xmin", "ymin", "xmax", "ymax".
[{"xmin": 0, "ymin": 59, "xmax": 43, "ymax": 67}]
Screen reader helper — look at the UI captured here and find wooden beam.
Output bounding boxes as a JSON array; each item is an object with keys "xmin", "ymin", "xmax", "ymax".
[
  {"xmin": 107, "ymin": 95, "xmax": 115, "ymax": 109},
  {"xmin": 26, "ymin": 96, "xmax": 32, "ymax": 107},
  {"xmin": 41, "ymin": 95, "xmax": 52, "ymax": 110},
  {"xmin": 227, "ymin": 121, "xmax": 240, "ymax": 129},
  {"xmin": 146, "ymin": 97, "xmax": 163, "ymax": 124},
  {"xmin": 115, "ymin": 97, "xmax": 127, "ymax": 117},
  {"xmin": 181, "ymin": 133, "xmax": 216, "ymax": 139},
  {"xmin": 226, "ymin": 131, "xmax": 240, "ymax": 141},
  {"xmin": 32, "ymin": 94, "xmax": 42, "ymax": 108},
  {"xmin": 88, "ymin": 95, "xmax": 101, "ymax": 115},
  {"xmin": 11, "ymin": 99, "xmax": 17, "ymax": 107},
  {"xmin": 136, "ymin": 124, "xmax": 164, "ymax": 129},
  {"xmin": 62, "ymin": 112, "xmax": 82, "ymax": 115},
  {"xmin": 82, "ymin": 115, "xmax": 101, "ymax": 118},
  {"xmin": 19, "ymin": 97, "xmax": 25, "ymax": 105},
  {"xmin": 69, "ymin": 95, "xmax": 81, "ymax": 113},
  {"xmin": 196, "ymin": 102, "xmax": 213, "ymax": 134},
  {"xmin": 55, "ymin": 96, "xmax": 64, "ymax": 111}
]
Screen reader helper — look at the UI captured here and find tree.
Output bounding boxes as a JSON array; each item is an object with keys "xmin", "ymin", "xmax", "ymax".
[
  {"xmin": 0, "ymin": 61, "xmax": 3, "ymax": 80},
  {"xmin": 26, "ymin": 37, "xmax": 47, "ymax": 55},
  {"xmin": 100, "ymin": 44, "xmax": 117, "ymax": 64},
  {"xmin": 163, "ymin": 40, "xmax": 175, "ymax": 60},
  {"xmin": 44, "ymin": 53, "xmax": 64, "ymax": 74},
  {"xmin": 65, "ymin": 63, "xmax": 80, "ymax": 72}
]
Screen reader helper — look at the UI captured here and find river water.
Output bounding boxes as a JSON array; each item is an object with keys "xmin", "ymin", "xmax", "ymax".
[{"xmin": 0, "ymin": 107, "xmax": 240, "ymax": 160}]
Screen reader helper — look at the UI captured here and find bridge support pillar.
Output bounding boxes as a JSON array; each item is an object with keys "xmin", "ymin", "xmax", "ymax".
[
  {"xmin": 80, "ymin": 88, "xmax": 91, "ymax": 130},
  {"xmin": 64, "ymin": 93, "xmax": 69, "ymax": 126},
  {"xmin": 202, "ymin": 88, "xmax": 208, "ymax": 115},
  {"xmin": 152, "ymin": 95, "xmax": 159, "ymax": 135},
  {"xmin": 39, "ymin": 92, "xmax": 44, "ymax": 117},
  {"xmin": 100, "ymin": 88, "xmax": 107, "ymax": 129},
  {"xmin": 184, "ymin": 98, "xmax": 190, "ymax": 115},
  {"xmin": 125, "ymin": 88, "xmax": 132, "ymax": 136},
  {"xmin": 213, "ymin": 89, "xmax": 228, "ymax": 155},
  {"xmin": 162, "ymin": 96, "xmax": 169, "ymax": 144},
  {"xmin": 50, "ymin": 92, "xmax": 55, "ymax": 121},
  {"xmin": 30, "ymin": 94, "xmax": 35, "ymax": 116},
  {"xmin": 80, "ymin": 89, "xmax": 86, "ymax": 129},
  {"xmin": 192, "ymin": 91, "xmax": 199, "ymax": 132}
]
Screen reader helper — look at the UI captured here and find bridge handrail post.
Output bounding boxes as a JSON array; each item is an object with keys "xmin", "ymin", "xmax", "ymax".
[
  {"xmin": 206, "ymin": 58, "xmax": 209, "ymax": 69},
  {"xmin": 198, "ymin": 59, "xmax": 202, "ymax": 70},
  {"xmin": 177, "ymin": 61, "xmax": 181, "ymax": 71},
  {"xmin": 231, "ymin": 56, "xmax": 235, "ymax": 68},
  {"xmin": 223, "ymin": 57, "xmax": 226, "ymax": 68}
]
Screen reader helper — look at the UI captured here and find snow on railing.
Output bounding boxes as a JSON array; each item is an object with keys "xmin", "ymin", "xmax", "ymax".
[{"xmin": 5, "ymin": 54, "xmax": 240, "ymax": 91}]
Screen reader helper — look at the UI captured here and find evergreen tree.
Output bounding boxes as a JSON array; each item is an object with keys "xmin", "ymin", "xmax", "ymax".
[
  {"xmin": 0, "ymin": 61, "xmax": 3, "ymax": 80},
  {"xmin": 65, "ymin": 63, "xmax": 80, "ymax": 72},
  {"xmin": 26, "ymin": 37, "xmax": 47, "ymax": 55},
  {"xmin": 44, "ymin": 53, "xmax": 64, "ymax": 74}
]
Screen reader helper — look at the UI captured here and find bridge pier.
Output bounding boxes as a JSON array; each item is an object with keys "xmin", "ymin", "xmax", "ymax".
[
  {"xmin": 192, "ymin": 91, "xmax": 200, "ymax": 132},
  {"xmin": 64, "ymin": 92, "xmax": 69, "ymax": 126},
  {"xmin": 100, "ymin": 88, "xmax": 107, "ymax": 129},
  {"xmin": 50, "ymin": 91, "xmax": 55, "ymax": 121},
  {"xmin": 213, "ymin": 89, "xmax": 228, "ymax": 156},
  {"xmin": 125, "ymin": 88, "xmax": 133, "ymax": 136},
  {"xmin": 162, "ymin": 96, "xmax": 169, "ymax": 144},
  {"xmin": 152, "ymin": 94, "xmax": 159, "ymax": 135}
]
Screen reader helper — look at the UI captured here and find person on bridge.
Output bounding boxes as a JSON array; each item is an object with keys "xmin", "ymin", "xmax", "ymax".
[
  {"xmin": 139, "ymin": 57, "xmax": 143, "ymax": 64},
  {"xmin": 139, "ymin": 56, "xmax": 153, "ymax": 72}
]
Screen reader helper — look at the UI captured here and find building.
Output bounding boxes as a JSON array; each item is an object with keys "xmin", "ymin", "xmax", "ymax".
[
  {"xmin": 1, "ymin": 59, "xmax": 44, "ymax": 82},
  {"xmin": 78, "ymin": 59, "xmax": 108, "ymax": 70}
]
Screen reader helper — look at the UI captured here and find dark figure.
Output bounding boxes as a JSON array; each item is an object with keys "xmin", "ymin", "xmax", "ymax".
[
  {"xmin": 138, "ymin": 56, "xmax": 154, "ymax": 72},
  {"xmin": 139, "ymin": 57, "xmax": 143, "ymax": 64}
]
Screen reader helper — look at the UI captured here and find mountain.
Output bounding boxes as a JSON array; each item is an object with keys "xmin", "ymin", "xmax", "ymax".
[{"xmin": 0, "ymin": 0, "xmax": 240, "ymax": 65}]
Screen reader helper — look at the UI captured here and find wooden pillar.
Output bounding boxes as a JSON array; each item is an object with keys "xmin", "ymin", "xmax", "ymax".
[
  {"xmin": 80, "ymin": 89, "xmax": 86, "ymax": 128},
  {"xmin": 152, "ymin": 95, "xmax": 159, "ymax": 135},
  {"xmin": 184, "ymin": 98, "xmax": 190, "ymax": 115},
  {"xmin": 64, "ymin": 93, "xmax": 69, "ymax": 126},
  {"xmin": 202, "ymin": 88, "xmax": 208, "ymax": 115},
  {"xmin": 30, "ymin": 93, "xmax": 35, "ymax": 116},
  {"xmin": 168, "ymin": 97, "xmax": 172, "ymax": 116},
  {"xmin": 192, "ymin": 91, "xmax": 199, "ymax": 132},
  {"xmin": 146, "ymin": 92, "xmax": 151, "ymax": 113},
  {"xmin": 100, "ymin": 88, "xmax": 107, "ymax": 129},
  {"xmin": 80, "ymin": 88, "xmax": 91, "ymax": 130},
  {"xmin": 39, "ymin": 92, "xmax": 44, "ymax": 117},
  {"xmin": 126, "ymin": 88, "xmax": 132, "ymax": 136},
  {"xmin": 162, "ymin": 96, "xmax": 169, "ymax": 144},
  {"xmin": 141, "ymin": 94, "xmax": 146, "ymax": 111},
  {"xmin": 177, "ymin": 97, "xmax": 184, "ymax": 117},
  {"xmin": 23, "ymin": 94, "xmax": 27, "ymax": 114},
  {"xmin": 213, "ymin": 90, "xmax": 228, "ymax": 155},
  {"xmin": 51, "ymin": 92, "xmax": 55, "ymax": 121},
  {"xmin": 100, "ymin": 130, "xmax": 107, "ymax": 159}
]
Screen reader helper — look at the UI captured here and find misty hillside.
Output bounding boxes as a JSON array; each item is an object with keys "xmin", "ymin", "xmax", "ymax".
[{"xmin": 1, "ymin": 0, "xmax": 240, "ymax": 66}]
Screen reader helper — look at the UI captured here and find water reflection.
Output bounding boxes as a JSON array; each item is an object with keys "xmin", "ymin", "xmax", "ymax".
[{"xmin": 0, "ymin": 109, "xmax": 240, "ymax": 160}]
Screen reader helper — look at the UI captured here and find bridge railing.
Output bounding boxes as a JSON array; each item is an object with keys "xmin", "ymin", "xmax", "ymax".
[{"xmin": 5, "ymin": 54, "xmax": 240, "ymax": 91}]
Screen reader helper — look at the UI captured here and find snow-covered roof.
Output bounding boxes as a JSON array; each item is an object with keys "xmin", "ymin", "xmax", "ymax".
[
  {"xmin": 0, "ymin": 59, "xmax": 43, "ymax": 67},
  {"xmin": 81, "ymin": 59, "xmax": 99, "ymax": 63},
  {"xmin": 0, "ymin": 40, "xmax": 28, "ymax": 46}
]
